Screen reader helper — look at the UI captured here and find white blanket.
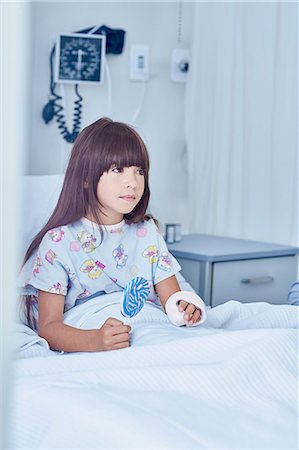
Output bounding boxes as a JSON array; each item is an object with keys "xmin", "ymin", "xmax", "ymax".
[{"xmin": 10, "ymin": 295, "xmax": 298, "ymax": 449}]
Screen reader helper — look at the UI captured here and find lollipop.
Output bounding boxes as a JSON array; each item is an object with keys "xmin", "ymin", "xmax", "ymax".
[{"xmin": 120, "ymin": 276, "xmax": 150, "ymax": 319}]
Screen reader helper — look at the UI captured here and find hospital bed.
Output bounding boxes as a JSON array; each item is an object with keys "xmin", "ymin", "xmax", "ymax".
[{"xmin": 10, "ymin": 175, "xmax": 298, "ymax": 449}]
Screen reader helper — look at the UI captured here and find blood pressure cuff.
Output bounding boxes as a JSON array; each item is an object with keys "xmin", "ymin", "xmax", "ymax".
[{"xmin": 78, "ymin": 25, "xmax": 125, "ymax": 54}]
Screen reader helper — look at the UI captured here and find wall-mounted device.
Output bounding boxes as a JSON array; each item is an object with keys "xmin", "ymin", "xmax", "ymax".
[
  {"xmin": 171, "ymin": 48, "xmax": 190, "ymax": 83},
  {"xmin": 130, "ymin": 45, "xmax": 150, "ymax": 81},
  {"xmin": 42, "ymin": 25, "xmax": 125, "ymax": 143},
  {"xmin": 55, "ymin": 33, "xmax": 106, "ymax": 84},
  {"xmin": 170, "ymin": 1, "xmax": 190, "ymax": 83}
]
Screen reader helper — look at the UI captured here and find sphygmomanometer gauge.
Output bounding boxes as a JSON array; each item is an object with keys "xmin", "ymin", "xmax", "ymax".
[{"xmin": 55, "ymin": 33, "xmax": 106, "ymax": 84}]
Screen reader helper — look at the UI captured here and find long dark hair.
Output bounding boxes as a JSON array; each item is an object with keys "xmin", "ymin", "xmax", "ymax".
[{"xmin": 22, "ymin": 117, "xmax": 152, "ymax": 327}]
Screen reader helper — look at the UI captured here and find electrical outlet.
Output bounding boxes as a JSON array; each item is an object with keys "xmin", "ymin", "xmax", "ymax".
[
  {"xmin": 171, "ymin": 48, "xmax": 190, "ymax": 83},
  {"xmin": 130, "ymin": 45, "xmax": 150, "ymax": 81}
]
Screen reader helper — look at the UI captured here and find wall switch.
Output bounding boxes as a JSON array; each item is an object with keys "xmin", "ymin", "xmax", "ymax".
[
  {"xmin": 130, "ymin": 45, "xmax": 149, "ymax": 81},
  {"xmin": 171, "ymin": 48, "xmax": 190, "ymax": 83}
]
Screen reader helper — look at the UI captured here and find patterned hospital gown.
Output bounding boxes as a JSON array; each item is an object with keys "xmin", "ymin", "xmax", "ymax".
[{"xmin": 19, "ymin": 218, "xmax": 181, "ymax": 323}]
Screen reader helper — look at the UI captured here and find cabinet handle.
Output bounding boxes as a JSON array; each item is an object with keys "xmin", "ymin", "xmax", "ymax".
[{"xmin": 241, "ymin": 276, "xmax": 274, "ymax": 285}]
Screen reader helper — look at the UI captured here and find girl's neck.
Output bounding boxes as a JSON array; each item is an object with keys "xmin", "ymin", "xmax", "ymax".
[{"xmin": 84, "ymin": 214, "xmax": 125, "ymax": 227}]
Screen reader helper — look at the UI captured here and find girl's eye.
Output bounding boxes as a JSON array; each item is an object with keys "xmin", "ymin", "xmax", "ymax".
[
  {"xmin": 111, "ymin": 167, "xmax": 123, "ymax": 173},
  {"xmin": 137, "ymin": 168, "xmax": 145, "ymax": 176}
]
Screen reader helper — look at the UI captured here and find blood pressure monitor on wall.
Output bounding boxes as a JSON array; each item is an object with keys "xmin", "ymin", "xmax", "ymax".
[
  {"xmin": 55, "ymin": 33, "xmax": 105, "ymax": 84},
  {"xmin": 42, "ymin": 25, "xmax": 125, "ymax": 143}
]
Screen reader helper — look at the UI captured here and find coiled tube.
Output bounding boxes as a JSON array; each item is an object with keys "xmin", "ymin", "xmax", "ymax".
[
  {"xmin": 43, "ymin": 45, "xmax": 83, "ymax": 144},
  {"xmin": 52, "ymin": 84, "xmax": 83, "ymax": 143}
]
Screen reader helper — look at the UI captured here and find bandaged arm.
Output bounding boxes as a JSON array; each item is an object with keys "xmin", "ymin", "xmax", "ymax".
[{"xmin": 165, "ymin": 290, "xmax": 207, "ymax": 327}]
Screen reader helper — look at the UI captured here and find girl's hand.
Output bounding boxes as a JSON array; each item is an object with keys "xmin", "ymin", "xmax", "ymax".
[
  {"xmin": 95, "ymin": 317, "xmax": 131, "ymax": 351},
  {"xmin": 177, "ymin": 301, "xmax": 202, "ymax": 326}
]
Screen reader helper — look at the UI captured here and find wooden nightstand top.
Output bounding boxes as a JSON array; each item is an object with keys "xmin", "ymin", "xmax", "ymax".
[{"xmin": 167, "ymin": 234, "xmax": 299, "ymax": 262}]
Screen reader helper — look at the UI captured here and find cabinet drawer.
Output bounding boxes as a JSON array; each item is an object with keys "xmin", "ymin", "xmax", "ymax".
[{"xmin": 211, "ymin": 256, "xmax": 297, "ymax": 306}]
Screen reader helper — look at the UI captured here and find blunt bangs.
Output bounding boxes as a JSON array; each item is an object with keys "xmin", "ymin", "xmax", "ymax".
[{"xmin": 95, "ymin": 122, "xmax": 149, "ymax": 175}]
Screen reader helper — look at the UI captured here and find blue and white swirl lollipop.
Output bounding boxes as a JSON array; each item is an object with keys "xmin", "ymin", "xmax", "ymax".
[{"xmin": 120, "ymin": 276, "xmax": 150, "ymax": 319}]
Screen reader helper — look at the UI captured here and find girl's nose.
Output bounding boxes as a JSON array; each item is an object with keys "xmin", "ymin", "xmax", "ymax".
[
  {"xmin": 125, "ymin": 178, "xmax": 137, "ymax": 188},
  {"xmin": 124, "ymin": 170, "xmax": 137, "ymax": 188}
]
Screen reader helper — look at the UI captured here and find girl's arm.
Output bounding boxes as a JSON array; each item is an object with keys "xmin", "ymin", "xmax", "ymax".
[
  {"xmin": 154, "ymin": 275, "xmax": 202, "ymax": 326},
  {"xmin": 38, "ymin": 290, "xmax": 131, "ymax": 352}
]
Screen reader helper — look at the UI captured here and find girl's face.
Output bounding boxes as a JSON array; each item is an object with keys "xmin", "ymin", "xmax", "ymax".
[{"xmin": 96, "ymin": 165, "xmax": 145, "ymax": 224}]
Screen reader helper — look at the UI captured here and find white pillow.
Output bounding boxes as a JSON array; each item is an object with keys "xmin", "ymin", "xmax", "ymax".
[{"xmin": 20, "ymin": 174, "xmax": 64, "ymax": 254}]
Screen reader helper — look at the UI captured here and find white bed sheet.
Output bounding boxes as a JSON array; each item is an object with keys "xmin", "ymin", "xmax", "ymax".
[{"xmin": 10, "ymin": 295, "xmax": 298, "ymax": 449}]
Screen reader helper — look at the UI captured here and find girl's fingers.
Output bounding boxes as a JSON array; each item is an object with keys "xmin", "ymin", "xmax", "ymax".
[
  {"xmin": 178, "ymin": 300, "xmax": 188, "ymax": 311},
  {"xmin": 112, "ymin": 332, "xmax": 131, "ymax": 344},
  {"xmin": 178, "ymin": 301, "xmax": 203, "ymax": 324},
  {"xmin": 104, "ymin": 317, "xmax": 124, "ymax": 326},
  {"xmin": 178, "ymin": 301, "xmax": 202, "ymax": 323},
  {"xmin": 178, "ymin": 301, "xmax": 197, "ymax": 314},
  {"xmin": 105, "ymin": 331, "xmax": 131, "ymax": 350},
  {"xmin": 112, "ymin": 341, "xmax": 130, "ymax": 350},
  {"xmin": 110, "ymin": 325, "xmax": 131, "ymax": 336},
  {"xmin": 185, "ymin": 303, "xmax": 196, "ymax": 315},
  {"xmin": 182, "ymin": 303, "xmax": 196, "ymax": 321},
  {"xmin": 189, "ymin": 308, "xmax": 201, "ymax": 325}
]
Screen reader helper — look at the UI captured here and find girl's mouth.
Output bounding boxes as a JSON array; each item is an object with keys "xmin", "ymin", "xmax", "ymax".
[{"xmin": 120, "ymin": 195, "xmax": 136, "ymax": 202}]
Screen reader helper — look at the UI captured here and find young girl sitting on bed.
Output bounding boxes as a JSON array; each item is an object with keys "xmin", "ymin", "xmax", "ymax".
[{"xmin": 19, "ymin": 117, "xmax": 206, "ymax": 353}]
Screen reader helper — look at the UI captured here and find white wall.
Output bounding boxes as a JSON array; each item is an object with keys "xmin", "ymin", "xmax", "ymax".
[{"xmin": 26, "ymin": 0, "xmax": 194, "ymax": 232}]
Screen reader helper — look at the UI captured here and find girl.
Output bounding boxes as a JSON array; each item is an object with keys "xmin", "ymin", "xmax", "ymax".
[{"xmin": 19, "ymin": 118, "xmax": 206, "ymax": 353}]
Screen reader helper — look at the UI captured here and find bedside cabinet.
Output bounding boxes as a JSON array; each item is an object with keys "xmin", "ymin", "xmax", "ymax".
[{"xmin": 168, "ymin": 234, "xmax": 299, "ymax": 307}]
